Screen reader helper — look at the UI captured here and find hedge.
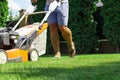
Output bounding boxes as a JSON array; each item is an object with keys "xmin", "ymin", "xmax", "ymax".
[
  {"xmin": 101, "ymin": 0, "xmax": 120, "ymax": 47},
  {"xmin": 68, "ymin": 0, "xmax": 98, "ymax": 53},
  {"xmin": 0, "ymin": 0, "xmax": 8, "ymax": 27}
]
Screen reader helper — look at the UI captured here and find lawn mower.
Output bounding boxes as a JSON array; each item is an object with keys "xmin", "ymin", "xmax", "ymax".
[{"xmin": 0, "ymin": 1, "xmax": 59, "ymax": 64}]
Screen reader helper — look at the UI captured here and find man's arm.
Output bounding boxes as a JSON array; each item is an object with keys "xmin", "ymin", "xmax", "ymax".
[{"xmin": 31, "ymin": 0, "xmax": 37, "ymax": 3}]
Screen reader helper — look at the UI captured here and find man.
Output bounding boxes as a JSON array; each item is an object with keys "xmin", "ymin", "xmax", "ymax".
[{"xmin": 31, "ymin": 0, "xmax": 76, "ymax": 58}]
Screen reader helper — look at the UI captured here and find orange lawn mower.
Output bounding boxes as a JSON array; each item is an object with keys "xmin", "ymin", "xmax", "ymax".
[{"xmin": 0, "ymin": 1, "xmax": 60, "ymax": 64}]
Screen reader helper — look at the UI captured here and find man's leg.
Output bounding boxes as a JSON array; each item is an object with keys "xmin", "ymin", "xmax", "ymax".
[
  {"xmin": 56, "ymin": 2, "xmax": 75, "ymax": 56},
  {"xmin": 59, "ymin": 26, "xmax": 76, "ymax": 57},
  {"xmin": 50, "ymin": 23, "xmax": 61, "ymax": 58}
]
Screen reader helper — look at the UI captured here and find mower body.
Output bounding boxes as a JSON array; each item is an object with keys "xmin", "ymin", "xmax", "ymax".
[{"xmin": 0, "ymin": 23, "xmax": 48, "ymax": 64}]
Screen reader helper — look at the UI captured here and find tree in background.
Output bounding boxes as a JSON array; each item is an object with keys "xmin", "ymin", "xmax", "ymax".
[
  {"xmin": 8, "ymin": 10, "xmax": 14, "ymax": 21},
  {"xmin": 0, "ymin": 0, "xmax": 9, "ymax": 27}
]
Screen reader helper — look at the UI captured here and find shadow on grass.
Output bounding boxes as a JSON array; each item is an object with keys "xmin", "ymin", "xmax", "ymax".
[{"xmin": 1, "ymin": 61, "xmax": 120, "ymax": 80}]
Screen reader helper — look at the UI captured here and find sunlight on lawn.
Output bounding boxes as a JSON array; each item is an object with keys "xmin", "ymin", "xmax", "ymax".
[{"xmin": 1, "ymin": 54, "xmax": 120, "ymax": 80}]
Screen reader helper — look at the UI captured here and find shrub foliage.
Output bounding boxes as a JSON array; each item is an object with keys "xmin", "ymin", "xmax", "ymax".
[
  {"xmin": 102, "ymin": 0, "xmax": 120, "ymax": 47},
  {"xmin": 0, "ymin": 0, "xmax": 8, "ymax": 27},
  {"xmin": 69, "ymin": 0, "xmax": 98, "ymax": 53}
]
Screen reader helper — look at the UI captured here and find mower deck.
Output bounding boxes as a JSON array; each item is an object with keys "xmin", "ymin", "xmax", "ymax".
[{"xmin": 0, "ymin": 23, "xmax": 48, "ymax": 64}]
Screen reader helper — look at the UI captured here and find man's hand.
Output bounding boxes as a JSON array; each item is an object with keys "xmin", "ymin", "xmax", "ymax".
[{"xmin": 31, "ymin": 0, "xmax": 37, "ymax": 3}]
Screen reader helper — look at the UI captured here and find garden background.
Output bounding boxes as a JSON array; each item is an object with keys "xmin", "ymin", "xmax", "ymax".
[{"xmin": 1, "ymin": 0, "xmax": 120, "ymax": 54}]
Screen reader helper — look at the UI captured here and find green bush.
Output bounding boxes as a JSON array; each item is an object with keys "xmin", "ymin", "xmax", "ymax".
[
  {"xmin": 69, "ymin": 0, "xmax": 98, "ymax": 53},
  {"xmin": 0, "ymin": 0, "xmax": 8, "ymax": 27},
  {"xmin": 101, "ymin": 0, "xmax": 120, "ymax": 47}
]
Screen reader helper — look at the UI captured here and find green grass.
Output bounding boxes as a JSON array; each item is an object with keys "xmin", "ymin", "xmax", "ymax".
[{"xmin": 1, "ymin": 54, "xmax": 120, "ymax": 80}]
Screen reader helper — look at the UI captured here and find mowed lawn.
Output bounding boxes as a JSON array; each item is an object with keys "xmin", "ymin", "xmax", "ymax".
[{"xmin": 1, "ymin": 54, "xmax": 120, "ymax": 80}]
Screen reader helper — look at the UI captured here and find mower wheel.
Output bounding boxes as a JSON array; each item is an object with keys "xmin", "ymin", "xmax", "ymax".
[
  {"xmin": 28, "ymin": 48, "xmax": 39, "ymax": 61},
  {"xmin": 0, "ymin": 49, "xmax": 8, "ymax": 64}
]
